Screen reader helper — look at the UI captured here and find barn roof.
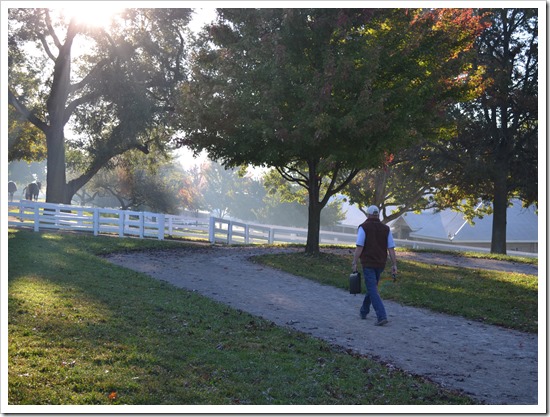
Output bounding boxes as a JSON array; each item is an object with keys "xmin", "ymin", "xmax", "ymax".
[{"xmin": 396, "ymin": 199, "xmax": 538, "ymax": 243}]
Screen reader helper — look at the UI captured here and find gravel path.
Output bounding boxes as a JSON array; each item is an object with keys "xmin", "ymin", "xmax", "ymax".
[{"xmin": 104, "ymin": 246, "xmax": 539, "ymax": 406}]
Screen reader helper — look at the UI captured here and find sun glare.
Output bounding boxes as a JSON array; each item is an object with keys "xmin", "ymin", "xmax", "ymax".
[{"xmin": 58, "ymin": 4, "xmax": 124, "ymax": 28}]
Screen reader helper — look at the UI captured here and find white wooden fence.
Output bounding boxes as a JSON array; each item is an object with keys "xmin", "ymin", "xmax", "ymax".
[
  {"xmin": 6, "ymin": 201, "xmax": 356, "ymax": 245},
  {"xmin": 208, "ymin": 217, "xmax": 357, "ymax": 245},
  {"xmin": 7, "ymin": 200, "xmax": 208, "ymax": 241},
  {"xmin": 7, "ymin": 201, "xmax": 537, "ymax": 257}
]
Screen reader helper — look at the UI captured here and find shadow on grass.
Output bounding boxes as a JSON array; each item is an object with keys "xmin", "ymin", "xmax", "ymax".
[{"xmin": 8, "ymin": 229, "xmax": 476, "ymax": 406}]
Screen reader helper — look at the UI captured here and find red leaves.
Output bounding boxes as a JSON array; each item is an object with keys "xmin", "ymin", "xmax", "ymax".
[{"xmin": 382, "ymin": 152, "xmax": 394, "ymax": 172}]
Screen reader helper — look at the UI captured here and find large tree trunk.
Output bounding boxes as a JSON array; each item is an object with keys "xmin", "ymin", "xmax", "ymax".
[
  {"xmin": 303, "ymin": 161, "xmax": 359, "ymax": 254},
  {"xmin": 305, "ymin": 160, "xmax": 321, "ymax": 254},
  {"xmin": 306, "ymin": 194, "xmax": 322, "ymax": 254},
  {"xmin": 490, "ymin": 160, "xmax": 509, "ymax": 254},
  {"xmin": 491, "ymin": 140, "xmax": 510, "ymax": 255},
  {"xmin": 45, "ymin": 128, "xmax": 70, "ymax": 204},
  {"xmin": 45, "ymin": 29, "xmax": 77, "ymax": 205}
]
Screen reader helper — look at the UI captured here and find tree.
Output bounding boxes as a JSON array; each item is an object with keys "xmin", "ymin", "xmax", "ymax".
[
  {"xmin": 177, "ymin": 8, "xmax": 487, "ymax": 253},
  {"xmin": 200, "ymin": 162, "xmax": 240, "ymax": 218},
  {"xmin": 83, "ymin": 150, "xmax": 181, "ymax": 213},
  {"xmin": 8, "ymin": 8, "xmax": 192, "ymax": 204},
  {"xmin": 260, "ymin": 168, "xmax": 346, "ymax": 227},
  {"xmin": 342, "ymin": 140, "xmax": 490, "ymax": 224},
  {"xmin": 7, "ymin": 24, "xmax": 48, "ymax": 162},
  {"xmin": 176, "ymin": 165, "xmax": 205, "ymax": 215},
  {"xmin": 343, "ymin": 148, "xmax": 434, "ymax": 224},
  {"xmin": 433, "ymin": 9, "xmax": 538, "ymax": 254},
  {"xmin": 199, "ymin": 161, "xmax": 264, "ymax": 219}
]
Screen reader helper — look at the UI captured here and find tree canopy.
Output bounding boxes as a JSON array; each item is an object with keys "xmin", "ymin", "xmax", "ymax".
[
  {"xmin": 177, "ymin": 8, "xmax": 487, "ymax": 253},
  {"xmin": 8, "ymin": 8, "xmax": 192, "ymax": 203},
  {"xmin": 433, "ymin": 8, "xmax": 538, "ymax": 254}
]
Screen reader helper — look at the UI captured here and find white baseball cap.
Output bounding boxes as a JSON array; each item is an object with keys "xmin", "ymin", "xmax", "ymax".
[{"xmin": 366, "ymin": 205, "xmax": 379, "ymax": 215}]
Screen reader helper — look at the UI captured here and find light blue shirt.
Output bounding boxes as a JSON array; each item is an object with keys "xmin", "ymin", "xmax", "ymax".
[{"xmin": 356, "ymin": 226, "xmax": 395, "ymax": 249}]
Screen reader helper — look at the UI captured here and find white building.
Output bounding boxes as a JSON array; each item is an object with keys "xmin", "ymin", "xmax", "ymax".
[{"xmin": 389, "ymin": 200, "xmax": 538, "ymax": 253}]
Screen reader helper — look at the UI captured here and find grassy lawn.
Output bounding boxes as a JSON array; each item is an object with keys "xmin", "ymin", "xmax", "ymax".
[
  {"xmin": 401, "ymin": 247, "xmax": 538, "ymax": 265},
  {"xmin": 8, "ymin": 229, "xmax": 476, "ymax": 405},
  {"xmin": 253, "ymin": 251, "xmax": 538, "ymax": 333}
]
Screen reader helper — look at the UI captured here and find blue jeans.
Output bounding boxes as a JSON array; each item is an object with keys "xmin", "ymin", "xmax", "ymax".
[{"xmin": 360, "ymin": 267, "xmax": 387, "ymax": 321}]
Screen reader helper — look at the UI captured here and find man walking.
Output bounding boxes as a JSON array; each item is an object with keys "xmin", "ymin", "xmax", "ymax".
[{"xmin": 352, "ymin": 205, "xmax": 397, "ymax": 326}]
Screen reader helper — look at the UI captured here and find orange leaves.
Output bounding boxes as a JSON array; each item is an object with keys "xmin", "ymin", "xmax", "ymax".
[
  {"xmin": 382, "ymin": 152, "xmax": 394, "ymax": 172},
  {"xmin": 411, "ymin": 9, "xmax": 491, "ymax": 61},
  {"xmin": 108, "ymin": 391, "xmax": 118, "ymax": 401}
]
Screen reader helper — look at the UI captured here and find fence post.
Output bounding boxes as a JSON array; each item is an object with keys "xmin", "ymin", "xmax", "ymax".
[
  {"xmin": 158, "ymin": 214, "xmax": 165, "ymax": 240},
  {"xmin": 93, "ymin": 208, "xmax": 99, "ymax": 236},
  {"xmin": 55, "ymin": 205, "xmax": 60, "ymax": 226},
  {"xmin": 227, "ymin": 220, "xmax": 233, "ymax": 244},
  {"xmin": 268, "ymin": 228, "xmax": 274, "ymax": 244},
  {"xmin": 209, "ymin": 217, "xmax": 215, "ymax": 243},
  {"xmin": 33, "ymin": 202, "xmax": 39, "ymax": 232},
  {"xmin": 244, "ymin": 224, "xmax": 250, "ymax": 244},
  {"xmin": 119, "ymin": 211, "xmax": 125, "ymax": 237},
  {"xmin": 168, "ymin": 215, "xmax": 173, "ymax": 236},
  {"xmin": 139, "ymin": 212, "xmax": 144, "ymax": 239}
]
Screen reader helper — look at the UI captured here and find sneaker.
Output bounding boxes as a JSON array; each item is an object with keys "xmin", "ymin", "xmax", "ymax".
[
  {"xmin": 375, "ymin": 319, "xmax": 388, "ymax": 326},
  {"xmin": 360, "ymin": 312, "xmax": 367, "ymax": 320}
]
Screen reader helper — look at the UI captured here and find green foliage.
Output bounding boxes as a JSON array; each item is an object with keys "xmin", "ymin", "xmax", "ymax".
[
  {"xmin": 344, "ymin": 9, "xmax": 538, "ymax": 250},
  {"xmin": 178, "ymin": 8, "xmax": 487, "ymax": 253},
  {"xmin": 201, "ymin": 162, "xmax": 251, "ymax": 218},
  {"xmin": 7, "ymin": 21, "xmax": 48, "ymax": 162},
  {"xmin": 8, "ymin": 229, "xmax": 475, "ymax": 405},
  {"xmin": 74, "ymin": 149, "xmax": 181, "ymax": 212},
  {"xmin": 8, "ymin": 107, "xmax": 47, "ymax": 162},
  {"xmin": 196, "ymin": 162, "xmax": 346, "ymax": 227},
  {"xmin": 181, "ymin": 8, "xmax": 484, "ymax": 167},
  {"xmin": 260, "ymin": 168, "xmax": 346, "ymax": 227},
  {"xmin": 343, "ymin": 145, "xmax": 442, "ymax": 223},
  {"xmin": 8, "ymin": 8, "xmax": 193, "ymax": 203},
  {"xmin": 429, "ymin": 9, "xmax": 538, "ymax": 253}
]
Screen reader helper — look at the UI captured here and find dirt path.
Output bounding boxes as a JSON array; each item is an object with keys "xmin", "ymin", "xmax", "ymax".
[{"xmin": 104, "ymin": 246, "xmax": 539, "ymax": 405}]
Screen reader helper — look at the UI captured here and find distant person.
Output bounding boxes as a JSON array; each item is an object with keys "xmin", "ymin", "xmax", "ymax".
[
  {"xmin": 351, "ymin": 205, "xmax": 397, "ymax": 326},
  {"xmin": 8, "ymin": 181, "xmax": 17, "ymax": 201}
]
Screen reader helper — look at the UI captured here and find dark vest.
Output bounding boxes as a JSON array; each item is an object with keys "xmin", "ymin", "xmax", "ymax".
[{"xmin": 359, "ymin": 218, "xmax": 390, "ymax": 269}]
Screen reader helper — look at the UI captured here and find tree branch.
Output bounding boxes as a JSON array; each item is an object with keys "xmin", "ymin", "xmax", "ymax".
[
  {"xmin": 44, "ymin": 9, "xmax": 63, "ymax": 50},
  {"xmin": 69, "ymin": 57, "xmax": 111, "ymax": 94},
  {"xmin": 275, "ymin": 165, "xmax": 309, "ymax": 188},
  {"xmin": 8, "ymin": 89, "xmax": 49, "ymax": 133},
  {"xmin": 63, "ymin": 92, "xmax": 100, "ymax": 125},
  {"xmin": 320, "ymin": 168, "xmax": 360, "ymax": 207},
  {"xmin": 37, "ymin": 32, "xmax": 57, "ymax": 61}
]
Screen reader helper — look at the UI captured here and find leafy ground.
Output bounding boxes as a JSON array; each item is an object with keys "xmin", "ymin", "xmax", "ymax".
[{"xmin": 8, "ymin": 229, "xmax": 476, "ymax": 405}]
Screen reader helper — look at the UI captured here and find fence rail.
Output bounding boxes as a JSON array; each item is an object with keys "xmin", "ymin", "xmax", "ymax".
[
  {"xmin": 7, "ymin": 200, "xmax": 209, "ymax": 241},
  {"xmin": 208, "ymin": 217, "xmax": 357, "ymax": 245},
  {"xmin": 208, "ymin": 217, "xmax": 537, "ymax": 258},
  {"xmin": 7, "ymin": 201, "xmax": 537, "ymax": 258}
]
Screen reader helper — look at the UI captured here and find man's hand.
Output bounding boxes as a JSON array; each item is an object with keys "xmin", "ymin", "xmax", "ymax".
[{"xmin": 352, "ymin": 246, "xmax": 363, "ymax": 272}]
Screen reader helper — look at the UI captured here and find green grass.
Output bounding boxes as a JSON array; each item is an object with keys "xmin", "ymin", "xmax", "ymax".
[
  {"xmin": 253, "ymin": 252, "xmax": 538, "ymax": 333},
  {"xmin": 401, "ymin": 247, "xmax": 538, "ymax": 265},
  {"xmin": 8, "ymin": 229, "xmax": 475, "ymax": 405},
  {"xmin": 319, "ymin": 244, "xmax": 537, "ymax": 265}
]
